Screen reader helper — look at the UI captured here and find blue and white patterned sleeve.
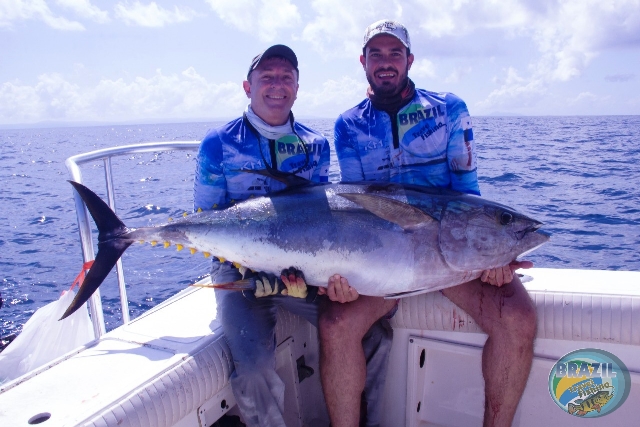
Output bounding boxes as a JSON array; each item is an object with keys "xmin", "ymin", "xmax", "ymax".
[
  {"xmin": 193, "ymin": 129, "xmax": 227, "ymax": 212},
  {"xmin": 334, "ymin": 115, "xmax": 365, "ymax": 182},
  {"xmin": 446, "ymin": 94, "xmax": 481, "ymax": 195}
]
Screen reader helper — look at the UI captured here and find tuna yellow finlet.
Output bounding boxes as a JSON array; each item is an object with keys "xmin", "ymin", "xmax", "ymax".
[
  {"xmin": 233, "ymin": 261, "xmax": 241, "ymax": 269},
  {"xmin": 139, "ymin": 240, "xmax": 145, "ymax": 244},
  {"xmin": 183, "ymin": 212, "xmax": 188, "ymax": 217},
  {"xmin": 203, "ymin": 252, "xmax": 211, "ymax": 258},
  {"xmin": 176, "ymin": 244, "xmax": 184, "ymax": 251},
  {"xmin": 218, "ymin": 257, "xmax": 226, "ymax": 263},
  {"xmin": 190, "ymin": 248, "xmax": 197, "ymax": 255},
  {"xmin": 151, "ymin": 240, "xmax": 158, "ymax": 246},
  {"xmin": 168, "ymin": 217, "xmax": 173, "ymax": 222},
  {"xmin": 164, "ymin": 241, "xmax": 170, "ymax": 248},
  {"xmin": 197, "ymin": 207, "xmax": 203, "ymax": 213}
]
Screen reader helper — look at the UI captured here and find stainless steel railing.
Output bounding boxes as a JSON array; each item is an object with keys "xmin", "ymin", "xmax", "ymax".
[{"xmin": 65, "ymin": 141, "xmax": 200, "ymax": 338}]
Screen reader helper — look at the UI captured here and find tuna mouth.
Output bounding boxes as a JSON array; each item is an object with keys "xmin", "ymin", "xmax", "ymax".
[{"xmin": 515, "ymin": 223, "xmax": 543, "ymax": 240}]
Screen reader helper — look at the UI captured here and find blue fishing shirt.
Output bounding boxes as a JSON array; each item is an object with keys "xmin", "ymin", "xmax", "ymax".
[
  {"xmin": 194, "ymin": 117, "xmax": 330, "ymax": 212},
  {"xmin": 334, "ymin": 89, "xmax": 480, "ymax": 195}
]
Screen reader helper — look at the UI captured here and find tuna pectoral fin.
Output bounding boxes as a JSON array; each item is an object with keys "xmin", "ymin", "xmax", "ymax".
[
  {"xmin": 192, "ymin": 279, "xmax": 256, "ymax": 291},
  {"xmin": 60, "ymin": 239, "xmax": 133, "ymax": 320},
  {"xmin": 236, "ymin": 168, "xmax": 312, "ymax": 188},
  {"xmin": 338, "ymin": 193, "xmax": 435, "ymax": 230},
  {"xmin": 384, "ymin": 288, "xmax": 433, "ymax": 299}
]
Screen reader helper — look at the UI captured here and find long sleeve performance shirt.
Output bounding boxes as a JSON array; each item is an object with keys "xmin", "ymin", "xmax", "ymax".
[
  {"xmin": 194, "ymin": 117, "xmax": 330, "ymax": 212},
  {"xmin": 334, "ymin": 89, "xmax": 480, "ymax": 195}
]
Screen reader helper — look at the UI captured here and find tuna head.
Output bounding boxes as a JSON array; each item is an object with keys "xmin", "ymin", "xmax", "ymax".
[{"xmin": 438, "ymin": 198, "xmax": 549, "ymax": 271}]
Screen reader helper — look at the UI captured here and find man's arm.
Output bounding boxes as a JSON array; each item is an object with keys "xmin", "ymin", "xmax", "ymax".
[
  {"xmin": 446, "ymin": 94, "xmax": 480, "ymax": 196},
  {"xmin": 193, "ymin": 130, "xmax": 227, "ymax": 212},
  {"xmin": 334, "ymin": 115, "xmax": 365, "ymax": 182},
  {"xmin": 445, "ymin": 94, "xmax": 533, "ymax": 285},
  {"xmin": 193, "ymin": 129, "xmax": 237, "ymax": 287}
]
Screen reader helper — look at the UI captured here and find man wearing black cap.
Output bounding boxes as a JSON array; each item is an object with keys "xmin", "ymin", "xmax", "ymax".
[
  {"xmin": 318, "ymin": 20, "xmax": 537, "ymax": 427},
  {"xmin": 193, "ymin": 44, "xmax": 392, "ymax": 427}
]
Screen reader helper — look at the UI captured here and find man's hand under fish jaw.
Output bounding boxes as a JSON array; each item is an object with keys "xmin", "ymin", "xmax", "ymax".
[
  {"xmin": 318, "ymin": 274, "xmax": 360, "ymax": 303},
  {"xmin": 280, "ymin": 267, "xmax": 309, "ymax": 298},
  {"xmin": 480, "ymin": 260, "xmax": 534, "ymax": 287}
]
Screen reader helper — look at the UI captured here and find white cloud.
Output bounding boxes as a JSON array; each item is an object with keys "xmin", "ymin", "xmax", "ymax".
[
  {"xmin": 297, "ymin": 76, "xmax": 366, "ymax": 115},
  {"xmin": 476, "ymin": 67, "xmax": 546, "ymax": 111},
  {"xmin": 115, "ymin": 1, "xmax": 197, "ymax": 27},
  {"xmin": 0, "ymin": 80, "xmax": 45, "ymax": 122},
  {"xmin": 300, "ymin": 0, "xmax": 403, "ymax": 57},
  {"xmin": 294, "ymin": 0, "xmax": 640, "ymax": 111},
  {"xmin": 0, "ymin": 69, "xmax": 247, "ymax": 124},
  {"xmin": 0, "ymin": 69, "xmax": 365, "ymax": 123},
  {"xmin": 3, "ymin": 0, "xmax": 639, "ymax": 119},
  {"xmin": 206, "ymin": 0, "xmax": 301, "ymax": 42},
  {"xmin": 410, "ymin": 59, "xmax": 437, "ymax": 79},
  {"xmin": 392, "ymin": 0, "xmax": 640, "ymax": 111},
  {"xmin": 444, "ymin": 66, "xmax": 471, "ymax": 84},
  {"xmin": 0, "ymin": 0, "xmax": 85, "ymax": 30},
  {"xmin": 405, "ymin": 0, "xmax": 529, "ymax": 38},
  {"xmin": 56, "ymin": 0, "xmax": 109, "ymax": 23},
  {"xmin": 567, "ymin": 91, "xmax": 598, "ymax": 105}
]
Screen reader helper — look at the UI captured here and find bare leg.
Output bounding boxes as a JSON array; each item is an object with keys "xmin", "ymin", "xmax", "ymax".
[
  {"xmin": 442, "ymin": 275, "xmax": 537, "ymax": 427},
  {"xmin": 319, "ymin": 295, "xmax": 397, "ymax": 427}
]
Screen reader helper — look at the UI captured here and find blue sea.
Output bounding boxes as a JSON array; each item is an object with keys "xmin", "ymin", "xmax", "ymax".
[{"xmin": 1, "ymin": 116, "xmax": 639, "ymax": 339}]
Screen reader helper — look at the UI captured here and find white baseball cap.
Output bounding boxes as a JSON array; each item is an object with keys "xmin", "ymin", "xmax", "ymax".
[{"xmin": 363, "ymin": 20, "xmax": 411, "ymax": 50}]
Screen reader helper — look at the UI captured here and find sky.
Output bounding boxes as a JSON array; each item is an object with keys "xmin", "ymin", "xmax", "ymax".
[{"xmin": 1, "ymin": 0, "xmax": 640, "ymax": 126}]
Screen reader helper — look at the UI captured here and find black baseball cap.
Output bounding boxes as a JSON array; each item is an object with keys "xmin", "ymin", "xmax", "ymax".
[{"xmin": 247, "ymin": 44, "xmax": 299, "ymax": 79}]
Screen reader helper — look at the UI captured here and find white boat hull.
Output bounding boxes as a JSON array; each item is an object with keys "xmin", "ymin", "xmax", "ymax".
[{"xmin": 1, "ymin": 268, "xmax": 639, "ymax": 427}]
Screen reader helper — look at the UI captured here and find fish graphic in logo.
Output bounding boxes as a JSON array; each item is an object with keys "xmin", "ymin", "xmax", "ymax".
[
  {"xmin": 567, "ymin": 390, "xmax": 614, "ymax": 416},
  {"xmin": 548, "ymin": 348, "xmax": 631, "ymax": 418}
]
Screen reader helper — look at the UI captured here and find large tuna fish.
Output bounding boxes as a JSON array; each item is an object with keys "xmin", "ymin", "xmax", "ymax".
[{"xmin": 61, "ymin": 180, "xmax": 549, "ymax": 319}]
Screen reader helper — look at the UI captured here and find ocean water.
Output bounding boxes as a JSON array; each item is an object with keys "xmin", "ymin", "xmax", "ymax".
[{"xmin": 1, "ymin": 116, "xmax": 639, "ymax": 339}]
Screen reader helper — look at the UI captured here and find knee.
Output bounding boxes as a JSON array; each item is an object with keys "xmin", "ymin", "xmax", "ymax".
[
  {"xmin": 318, "ymin": 303, "xmax": 359, "ymax": 343},
  {"xmin": 318, "ymin": 305, "xmax": 347, "ymax": 336},
  {"xmin": 498, "ymin": 292, "xmax": 537, "ymax": 343}
]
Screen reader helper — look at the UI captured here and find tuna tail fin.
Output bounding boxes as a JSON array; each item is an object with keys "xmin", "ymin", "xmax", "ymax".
[{"xmin": 60, "ymin": 181, "xmax": 134, "ymax": 320}]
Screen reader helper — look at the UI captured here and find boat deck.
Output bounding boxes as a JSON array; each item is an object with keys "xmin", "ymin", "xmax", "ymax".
[{"xmin": 1, "ymin": 268, "xmax": 639, "ymax": 427}]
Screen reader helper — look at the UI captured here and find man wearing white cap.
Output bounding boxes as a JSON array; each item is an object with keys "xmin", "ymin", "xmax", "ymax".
[
  {"xmin": 194, "ymin": 44, "xmax": 392, "ymax": 427},
  {"xmin": 318, "ymin": 20, "xmax": 536, "ymax": 427}
]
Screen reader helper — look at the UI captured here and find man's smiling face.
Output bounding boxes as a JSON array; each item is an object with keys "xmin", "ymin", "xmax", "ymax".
[
  {"xmin": 361, "ymin": 34, "xmax": 414, "ymax": 98},
  {"xmin": 243, "ymin": 57, "xmax": 299, "ymax": 126}
]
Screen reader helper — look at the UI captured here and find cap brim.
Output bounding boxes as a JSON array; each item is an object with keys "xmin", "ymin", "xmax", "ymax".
[{"xmin": 248, "ymin": 44, "xmax": 298, "ymax": 78}]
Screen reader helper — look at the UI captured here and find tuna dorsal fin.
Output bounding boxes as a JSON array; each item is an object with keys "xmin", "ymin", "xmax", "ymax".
[
  {"xmin": 338, "ymin": 193, "xmax": 435, "ymax": 230},
  {"xmin": 236, "ymin": 168, "xmax": 311, "ymax": 188}
]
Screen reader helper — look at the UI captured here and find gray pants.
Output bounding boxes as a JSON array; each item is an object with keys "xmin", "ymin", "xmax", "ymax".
[{"xmin": 213, "ymin": 262, "xmax": 393, "ymax": 427}]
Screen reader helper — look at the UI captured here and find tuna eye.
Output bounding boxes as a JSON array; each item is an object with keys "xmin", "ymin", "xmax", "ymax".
[{"xmin": 500, "ymin": 212, "xmax": 513, "ymax": 225}]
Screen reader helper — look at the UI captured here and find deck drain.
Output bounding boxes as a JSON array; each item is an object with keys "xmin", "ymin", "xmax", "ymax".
[{"xmin": 28, "ymin": 413, "xmax": 51, "ymax": 424}]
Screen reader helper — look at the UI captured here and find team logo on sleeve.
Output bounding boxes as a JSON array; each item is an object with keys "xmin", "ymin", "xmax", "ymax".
[{"xmin": 396, "ymin": 102, "xmax": 446, "ymax": 157}]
